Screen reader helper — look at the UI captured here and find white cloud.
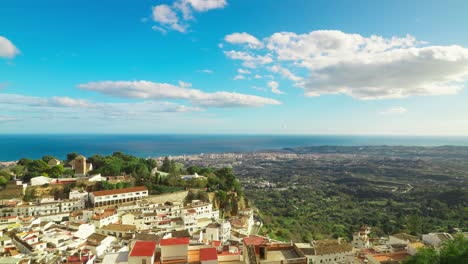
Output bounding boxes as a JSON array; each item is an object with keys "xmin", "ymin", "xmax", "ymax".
[
  {"xmin": 254, "ymin": 74, "xmax": 262, "ymax": 79},
  {"xmin": 152, "ymin": 25, "xmax": 168, "ymax": 34},
  {"xmin": 225, "ymin": 32, "xmax": 263, "ymax": 49},
  {"xmin": 78, "ymin": 80, "xmax": 280, "ymax": 107},
  {"xmin": 152, "ymin": 5, "xmax": 186, "ymax": 32},
  {"xmin": 50, "ymin": 97, "xmax": 91, "ymax": 108},
  {"xmin": 380, "ymin": 107, "xmax": 408, "ymax": 115},
  {"xmin": 224, "ymin": 50, "xmax": 273, "ymax": 68},
  {"xmin": 0, "ymin": 36, "xmax": 20, "ymax": 59},
  {"xmin": 197, "ymin": 69, "xmax": 213, "ymax": 74},
  {"xmin": 237, "ymin": 68, "xmax": 251, "ymax": 74},
  {"xmin": 268, "ymin": 65, "xmax": 302, "ymax": 82},
  {"xmin": 222, "ymin": 30, "xmax": 468, "ymax": 100},
  {"xmin": 184, "ymin": 0, "xmax": 227, "ymax": 12},
  {"xmin": 151, "ymin": 0, "xmax": 227, "ymax": 34},
  {"xmin": 0, "ymin": 93, "xmax": 203, "ymax": 124},
  {"xmin": 267, "ymin": 81, "xmax": 284, "ymax": 94},
  {"xmin": 233, "ymin": 75, "xmax": 245, "ymax": 80}
]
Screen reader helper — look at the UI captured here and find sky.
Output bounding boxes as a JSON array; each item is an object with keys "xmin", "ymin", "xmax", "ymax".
[{"xmin": 1, "ymin": 0, "xmax": 468, "ymax": 135}]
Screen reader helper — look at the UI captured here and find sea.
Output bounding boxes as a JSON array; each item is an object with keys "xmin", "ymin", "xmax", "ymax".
[{"xmin": 1, "ymin": 134, "xmax": 468, "ymax": 161}]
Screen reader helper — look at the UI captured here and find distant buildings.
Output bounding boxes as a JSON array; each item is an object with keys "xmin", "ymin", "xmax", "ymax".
[
  {"xmin": 352, "ymin": 226, "xmax": 371, "ymax": 249},
  {"xmin": 422, "ymin": 232, "xmax": 453, "ymax": 248},
  {"xmin": 297, "ymin": 239, "xmax": 353, "ymax": 264}
]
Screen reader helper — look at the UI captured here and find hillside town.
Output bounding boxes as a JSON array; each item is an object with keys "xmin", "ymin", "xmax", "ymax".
[{"xmin": 0, "ymin": 154, "xmax": 465, "ymax": 264}]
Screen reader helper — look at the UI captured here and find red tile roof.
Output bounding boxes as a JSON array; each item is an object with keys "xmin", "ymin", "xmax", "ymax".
[
  {"xmin": 200, "ymin": 247, "xmax": 218, "ymax": 262},
  {"xmin": 243, "ymin": 236, "xmax": 266, "ymax": 246},
  {"xmin": 160, "ymin": 237, "xmax": 190, "ymax": 246},
  {"xmin": 130, "ymin": 241, "xmax": 157, "ymax": 257},
  {"xmin": 212, "ymin": 241, "xmax": 221, "ymax": 247},
  {"xmin": 91, "ymin": 186, "xmax": 148, "ymax": 197}
]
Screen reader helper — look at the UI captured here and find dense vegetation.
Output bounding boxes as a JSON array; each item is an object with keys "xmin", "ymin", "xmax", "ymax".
[
  {"xmin": 176, "ymin": 146, "xmax": 468, "ymax": 242},
  {"xmin": 1, "ymin": 152, "xmax": 245, "ymax": 215},
  {"xmin": 404, "ymin": 235, "xmax": 468, "ymax": 264}
]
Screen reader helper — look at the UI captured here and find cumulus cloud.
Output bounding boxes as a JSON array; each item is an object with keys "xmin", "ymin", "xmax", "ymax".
[
  {"xmin": 237, "ymin": 68, "xmax": 251, "ymax": 74},
  {"xmin": 222, "ymin": 30, "xmax": 468, "ymax": 100},
  {"xmin": 268, "ymin": 65, "xmax": 302, "ymax": 82},
  {"xmin": 184, "ymin": 0, "xmax": 227, "ymax": 12},
  {"xmin": 152, "ymin": 5, "xmax": 187, "ymax": 32},
  {"xmin": 225, "ymin": 32, "xmax": 263, "ymax": 49},
  {"xmin": 233, "ymin": 75, "xmax": 245, "ymax": 80},
  {"xmin": 267, "ymin": 81, "xmax": 284, "ymax": 94},
  {"xmin": 151, "ymin": 0, "xmax": 227, "ymax": 34},
  {"xmin": 0, "ymin": 36, "xmax": 20, "ymax": 59},
  {"xmin": 77, "ymin": 80, "xmax": 280, "ymax": 107},
  {"xmin": 380, "ymin": 107, "xmax": 408, "ymax": 115},
  {"xmin": 224, "ymin": 50, "xmax": 273, "ymax": 68}
]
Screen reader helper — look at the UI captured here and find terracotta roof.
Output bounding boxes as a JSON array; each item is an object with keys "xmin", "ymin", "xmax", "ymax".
[
  {"xmin": 200, "ymin": 247, "xmax": 218, "ymax": 261},
  {"xmin": 130, "ymin": 241, "xmax": 157, "ymax": 257},
  {"xmin": 212, "ymin": 241, "xmax": 221, "ymax": 247},
  {"xmin": 91, "ymin": 186, "xmax": 148, "ymax": 197},
  {"xmin": 91, "ymin": 210, "xmax": 116, "ymax": 220},
  {"xmin": 243, "ymin": 236, "xmax": 266, "ymax": 246},
  {"xmin": 160, "ymin": 237, "xmax": 190, "ymax": 246}
]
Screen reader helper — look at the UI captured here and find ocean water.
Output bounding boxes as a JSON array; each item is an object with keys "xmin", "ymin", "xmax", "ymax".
[{"xmin": 1, "ymin": 134, "xmax": 468, "ymax": 161}]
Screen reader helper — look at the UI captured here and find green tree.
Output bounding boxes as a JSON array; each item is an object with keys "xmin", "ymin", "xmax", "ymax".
[
  {"xmin": 407, "ymin": 214, "xmax": 423, "ymax": 236},
  {"xmin": 18, "ymin": 158, "xmax": 33, "ymax": 166},
  {"xmin": 41, "ymin": 155, "xmax": 56, "ymax": 163},
  {"xmin": 439, "ymin": 235, "xmax": 468, "ymax": 264},
  {"xmin": 161, "ymin": 156, "xmax": 171, "ymax": 173},
  {"xmin": 0, "ymin": 170, "xmax": 12, "ymax": 181},
  {"xmin": 26, "ymin": 160, "xmax": 50, "ymax": 177},
  {"xmin": 10, "ymin": 165, "xmax": 25, "ymax": 178},
  {"xmin": 23, "ymin": 187, "xmax": 37, "ymax": 202},
  {"xmin": 404, "ymin": 235, "xmax": 468, "ymax": 264},
  {"xmin": 67, "ymin": 152, "xmax": 79, "ymax": 162},
  {"xmin": 0, "ymin": 176, "xmax": 8, "ymax": 187},
  {"xmin": 48, "ymin": 165, "xmax": 65, "ymax": 178}
]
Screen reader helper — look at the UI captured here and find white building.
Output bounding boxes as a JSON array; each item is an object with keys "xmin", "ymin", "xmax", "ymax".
[
  {"xmin": 69, "ymin": 189, "xmax": 89, "ymax": 203},
  {"xmin": 160, "ymin": 237, "xmax": 189, "ymax": 263},
  {"xmin": 91, "ymin": 209, "xmax": 119, "ymax": 228},
  {"xmin": 89, "ymin": 186, "xmax": 148, "ymax": 207},
  {"xmin": 128, "ymin": 241, "xmax": 157, "ymax": 264},
  {"xmin": 296, "ymin": 240, "xmax": 353, "ymax": 264},
  {"xmin": 205, "ymin": 221, "xmax": 231, "ymax": 243},
  {"xmin": 183, "ymin": 200, "xmax": 216, "ymax": 221},
  {"xmin": 30, "ymin": 176, "xmax": 52, "ymax": 186},
  {"xmin": 59, "ymin": 199, "xmax": 85, "ymax": 212},
  {"xmin": 352, "ymin": 226, "xmax": 371, "ymax": 249}
]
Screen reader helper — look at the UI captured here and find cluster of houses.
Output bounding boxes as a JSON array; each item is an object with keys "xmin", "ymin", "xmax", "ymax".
[
  {"xmin": 0, "ymin": 184, "xmax": 261, "ymax": 264},
  {"xmin": 0, "ymin": 155, "xmax": 465, "ymax": 264}
]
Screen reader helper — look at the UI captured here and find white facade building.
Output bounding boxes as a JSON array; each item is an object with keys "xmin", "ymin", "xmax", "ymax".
[{"xmin": 89, "ymin": 186, "xmax": 148, "ymax": 207}]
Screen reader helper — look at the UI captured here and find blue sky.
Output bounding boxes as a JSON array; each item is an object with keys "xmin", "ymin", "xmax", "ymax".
[{"xmin": 1, "ymin": 0, "xmax": 468, "ymax": 135}]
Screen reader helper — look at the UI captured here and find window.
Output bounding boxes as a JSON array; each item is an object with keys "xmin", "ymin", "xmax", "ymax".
[{"xmin": 142, "ymin": 259, "xmax": 147, "ymax": 264}]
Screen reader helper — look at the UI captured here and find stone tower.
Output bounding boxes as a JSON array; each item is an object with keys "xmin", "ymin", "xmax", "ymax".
[{"xmin": 74, "ymin": 155, "xmax": 87, "ymax": 176}]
